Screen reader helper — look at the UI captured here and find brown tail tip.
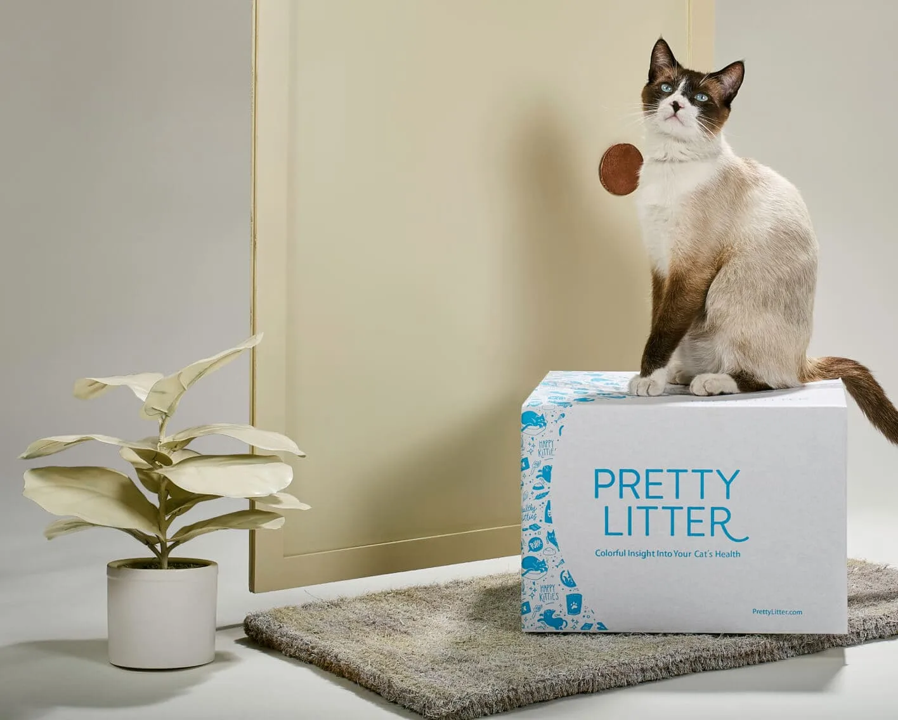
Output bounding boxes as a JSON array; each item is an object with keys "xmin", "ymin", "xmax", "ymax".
[{"xmin": 804, "ymin": 357, "xmax": 898, "ymax": 445}]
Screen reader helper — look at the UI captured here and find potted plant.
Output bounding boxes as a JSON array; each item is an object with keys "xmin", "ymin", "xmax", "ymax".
[{"xmin": 18, "ymin": 333, "xmax": 307, "ymax": 670}]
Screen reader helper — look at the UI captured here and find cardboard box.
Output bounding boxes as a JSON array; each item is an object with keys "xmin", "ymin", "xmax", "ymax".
[{"xmin": 520, "ymin": 371, "xmax": 847, "ymax": 634}]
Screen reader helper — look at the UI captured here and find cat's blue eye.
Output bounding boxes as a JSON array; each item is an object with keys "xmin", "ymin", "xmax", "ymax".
[
  {"xmin": 660, "ymin": 83, "xmax": 673, "ymax": 93},
  {"xmin": 695, "ymin": 92, "xmax": 710, "ymax": 102}
]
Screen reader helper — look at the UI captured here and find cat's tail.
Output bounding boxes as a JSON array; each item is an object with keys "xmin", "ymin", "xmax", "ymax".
[{"xmin": 802, "ymin": 357, "xmax": 898, "ymax": 445}]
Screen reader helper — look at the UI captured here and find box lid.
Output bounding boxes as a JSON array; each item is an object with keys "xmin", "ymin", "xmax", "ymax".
[{"xmin": 523, "ymin": 371, "xmax": 846, "ymax": 409}]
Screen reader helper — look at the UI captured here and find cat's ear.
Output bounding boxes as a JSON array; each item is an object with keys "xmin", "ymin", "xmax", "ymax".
[
  {"xmin": 710, "ymin": 61, "xmax": 745, "ymax": 106},
  {"xmin": 648, "ymin": 38, "xmax": 679, "ymax": 82}
]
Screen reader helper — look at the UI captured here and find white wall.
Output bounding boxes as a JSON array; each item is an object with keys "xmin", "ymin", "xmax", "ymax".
[
  {"xmin": 0, "ymin": 1, "xmax": 253, "ymax": 582},
  {"xmin": 716, "ymin": 1, "xmax": 898, "ymax": 528}
]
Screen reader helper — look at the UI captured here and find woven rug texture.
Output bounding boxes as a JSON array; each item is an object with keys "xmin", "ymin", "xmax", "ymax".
[{"xmin": 244, "ymin": 559, "xmax": 898, "ymax": 719}]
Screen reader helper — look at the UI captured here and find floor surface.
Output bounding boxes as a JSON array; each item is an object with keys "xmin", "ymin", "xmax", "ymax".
[{"xmin": 3, "ymin": 512, "xmax": 898, "ymax": 720}]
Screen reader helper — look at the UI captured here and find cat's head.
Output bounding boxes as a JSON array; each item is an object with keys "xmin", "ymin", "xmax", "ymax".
[{"xmin": 642, "ymin": 38, "xmax": 744, "ymax": 142}]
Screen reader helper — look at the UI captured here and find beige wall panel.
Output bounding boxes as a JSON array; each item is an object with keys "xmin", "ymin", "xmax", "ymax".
[{"xmin": 252, "ymin": 0, "xmax": 713, "ymax": 591}]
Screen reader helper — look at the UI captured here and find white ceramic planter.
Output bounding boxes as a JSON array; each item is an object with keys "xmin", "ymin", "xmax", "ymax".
[{"xmin": 107, "ymin": 557, "xmax": 218, "ymax": 670}]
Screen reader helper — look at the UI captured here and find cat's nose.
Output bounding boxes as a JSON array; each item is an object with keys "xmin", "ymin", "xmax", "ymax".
[{"xmin": 671, "ymin": 101, "xmax": 682, "ymax": 113}]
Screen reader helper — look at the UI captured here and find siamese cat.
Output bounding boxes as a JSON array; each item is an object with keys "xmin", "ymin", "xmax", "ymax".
[{"xmin": 629, "ymin": 38, "xmax": 898, "ymax": 446}]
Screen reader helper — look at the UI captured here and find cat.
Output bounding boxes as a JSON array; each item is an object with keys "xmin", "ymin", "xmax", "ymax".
[{"xmin": 628, "ymin": 38, "xmax": 898, "ymax": 446}]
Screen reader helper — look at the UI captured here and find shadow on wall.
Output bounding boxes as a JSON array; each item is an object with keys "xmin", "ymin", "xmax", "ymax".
[
  {"xmin": 336, "ymin": 390, "xmax": 525, "ymax": 557},
  {"xmin": 511, "ymin": 102, "xmax": 648, "ymax": 386},
  {"xmin": 0, "ymin": 639, "xmax": 236, "ymax": 720},
  {"xmin": 280, "ymin": 388, "xmax": 525, "ymax": 564},
  {"xmin": 283, "ymin": 104, "xmax": 651, "ymax": 564}
]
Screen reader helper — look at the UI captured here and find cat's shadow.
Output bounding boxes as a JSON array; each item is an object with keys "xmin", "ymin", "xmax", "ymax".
[{"xmin": 622, "ymin": 382, "xmax": 812, "ymax": 405}]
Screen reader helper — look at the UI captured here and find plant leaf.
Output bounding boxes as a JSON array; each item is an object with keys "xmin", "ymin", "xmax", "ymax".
[
  {"xmin": 157, "ymin": 451, "xmax": 214, "ymax": 510},
  {"xmin": 19, "ymin": 435, "xmax": 158, "ymax": 460},
  {"xmin": 73, "ymin": 373, "xmax": 164, "ymax": 402},
  {"xmin": 156, "ymin": 450, "xmax": 204, "ymax": 500},
  {"xmin": 118, "ymin": 440, "xmax": 176, "ymax": 469},
  {"xmin": 165, "ymin": 492, "xmax": 217, "ymax": 517},
  {"xmin": 43, "ymin": 518, "xmax": 160, "ymax": 549},
  {"xmin": 171, "ymin": 509, "xmax": 284, "ymax": 543},
  {"xmin": 23, "ymin": 467, "xmax": 161, "ymax": 536},
  {"xmin": 132, "ymin": 450, "xmax": 172, "ymax": 467},
  {"xmin": 121, "ymin": 444, "xmax": 193, "ymax": 472},
  {"xmin": 136, "ymin": 467, "xmax": 196, "ymax": 502},
  {"xmin": 140, "ymin": 334, "xmax": 263, "ymax": 420},
  {"xmin": 170, "ymin": 448, "xmax": 200, "ymax": 464},
  {"xmin": 129, "ymin": 447, "xmax": 173, "ymax": 467},
  {"xmin": 155, "ymin": 454, "xmax": 292, "ymax": 499},
  {"xmin": 157, "ymin": 449, "xmax": 204, "ymax": 502},
  {"xmin": 136, "ymin": 468, "xmax": 162, "ymax": 494},
  {"xmin": 43, "ymin": 517, "xmax": 98, "ymax": 540},
  {"xmin": 120, "ymin": 445, "xmax": 152, "ymax": 470},
  {"xmin": 255, "ymin": 492, "xmax": 310, "ymax": 511},
  {"xmin": 163, "ymin": 423, "xmax": 305, "ymax": 456}
]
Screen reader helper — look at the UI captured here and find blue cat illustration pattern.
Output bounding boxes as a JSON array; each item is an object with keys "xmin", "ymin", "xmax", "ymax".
[
  {"xmin": 521, "ymin": 411, "xmax": 547, "ymax": 433},
  {"xmin": 521, "ymin": 372, "xmax": 625, "ymax": 632},
  {"xmin": 537, "ymin": 610, "xmax": 568, "ymax": 630},
  {"xmin": 521, "ymin": 555, "xmax": 548, "ymax": 577}
]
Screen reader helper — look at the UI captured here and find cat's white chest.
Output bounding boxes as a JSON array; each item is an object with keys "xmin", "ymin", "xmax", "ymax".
[{"xmin": 635, "ymin": 158, "xmax": 721, "ymax": 274}]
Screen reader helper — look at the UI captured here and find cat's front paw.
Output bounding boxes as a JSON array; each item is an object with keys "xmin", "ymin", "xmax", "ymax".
[
  {"xmin": 667, "ymin": 366, "xmax": 694, "ymax": 385},
  {"xmin": 690, "ymin": 373, "xmax": 739, "ymax": 396},
  {"xmin": 629, "ymin": 368, "xmax": 668, "ymax": 397}
]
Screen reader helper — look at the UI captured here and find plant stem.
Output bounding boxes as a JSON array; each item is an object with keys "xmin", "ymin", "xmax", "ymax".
[
  {"xmin": 156, "ymin": 415, "xmax": 171, "ymax": 569},
  {"xmin": 156, "ymin": 474, "xmax": 169, "ymax": 568},
  {"xmin": 149, "ymin": 543, "xmax": 162, "ymax": 561},
  {"xmin": 122, "ymin": 530, "xmax": 163, "ymax": 561}
]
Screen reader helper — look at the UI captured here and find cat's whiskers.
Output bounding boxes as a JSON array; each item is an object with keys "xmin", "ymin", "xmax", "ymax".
[{"xmin": 695, "ymin": 115, "xmax": 716, "ymax": 140}]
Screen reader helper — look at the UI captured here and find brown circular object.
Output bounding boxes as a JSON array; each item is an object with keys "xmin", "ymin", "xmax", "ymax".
[{"xmin": 599, "ymin": 143, "xmax": 643, "ymax": 196}]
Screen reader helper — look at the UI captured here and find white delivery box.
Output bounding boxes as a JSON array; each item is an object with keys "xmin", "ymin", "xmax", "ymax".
[{"xmin": 520, "ymin": 371, "xmax": 847, "ymax": 634}]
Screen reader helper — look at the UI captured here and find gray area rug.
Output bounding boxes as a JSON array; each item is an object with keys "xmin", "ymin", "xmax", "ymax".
[{"xmin": 244, "ymin": 560, "xmax": 898, "ymax": 719}]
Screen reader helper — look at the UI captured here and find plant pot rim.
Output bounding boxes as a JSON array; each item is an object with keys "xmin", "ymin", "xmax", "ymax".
[{"xmin": 107, "ymin": 557, "xmax": 218, "ymax": 576}]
